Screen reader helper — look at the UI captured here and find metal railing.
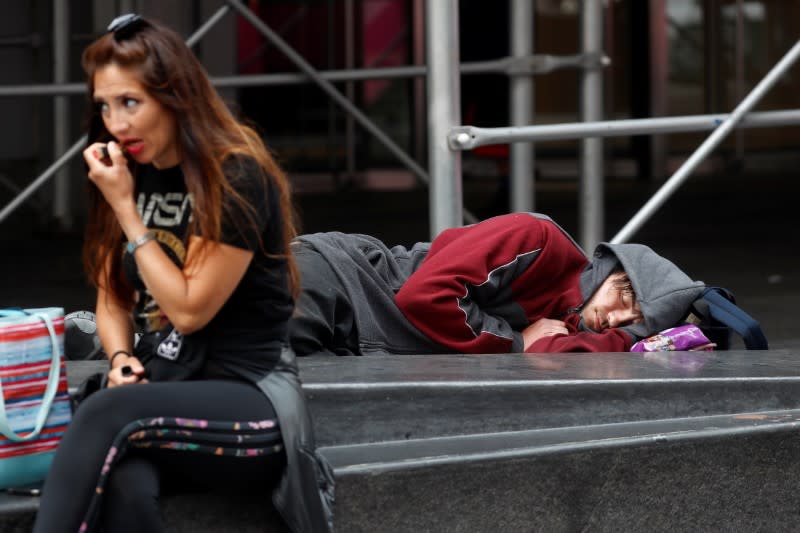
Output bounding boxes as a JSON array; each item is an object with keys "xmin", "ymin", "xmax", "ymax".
[
  {"xmin": 0, "ymin": 3, "xmax": 232, "ymax": 226},
  {"xmin": 4, "ymin": 0, "xmax": 793, "ymax": 251},
  {"xmin": 0, "ymin": 0, "xmax": 602, "ymax": 235},
  {"xmin": 449, "ymin": 37, "xmax": 800, "ymax": 246}
]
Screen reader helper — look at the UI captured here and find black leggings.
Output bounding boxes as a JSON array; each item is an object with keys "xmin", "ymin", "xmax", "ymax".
[{"xmin": 33, "ymin": 380, "xmax": 286, "ymax": 533}]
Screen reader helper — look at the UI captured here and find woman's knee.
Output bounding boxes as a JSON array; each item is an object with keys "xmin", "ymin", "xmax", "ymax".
[
  {"xmin": 102, "ymin": 456, "xmax": 164, "ymax": 531},
  {"xmin": 105, "ymin": 456, "xmax": 160, "ymax": 504}
]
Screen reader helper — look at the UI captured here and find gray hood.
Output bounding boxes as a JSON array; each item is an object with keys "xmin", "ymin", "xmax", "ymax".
[{"xmin": 580, "ymin": 243, "xmax": 705, "ymax": 339}]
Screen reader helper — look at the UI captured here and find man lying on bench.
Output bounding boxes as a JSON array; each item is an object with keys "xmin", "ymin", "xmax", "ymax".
[{"xmin": 289, "ymin": 212, "xmax": 705, "ymax": 356}]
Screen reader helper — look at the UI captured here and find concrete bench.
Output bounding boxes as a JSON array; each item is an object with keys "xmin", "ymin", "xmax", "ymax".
[{"xmin": 4, "ymin": 350, "xmax": 800, "ymax": 531}]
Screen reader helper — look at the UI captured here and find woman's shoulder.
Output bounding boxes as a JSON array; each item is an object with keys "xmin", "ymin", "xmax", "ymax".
[
  {"xmin": 221, "ymin": 153, "xmax": 276, "ymax": 202},
  {"xmin": 222, "ymin": 153, "xmax": 266, "ymax": 181}
]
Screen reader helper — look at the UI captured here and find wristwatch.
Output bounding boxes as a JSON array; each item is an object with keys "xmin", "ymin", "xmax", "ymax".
[{"xmin": 126, "ymin": 230, "xmax": 156, "ymax": 255}]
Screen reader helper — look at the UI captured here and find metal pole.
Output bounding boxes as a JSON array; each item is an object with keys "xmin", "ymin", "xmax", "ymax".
[
  {"xmin": 0, "ymin": 83, "xmax": 85, "ymax": 97},
  {"xmin": 579, "ymin": 0, "xmax": 604, "ymax": 252},
  {"xmin": 604, "ymin": 0, "xmax": 616, "ymax": 166},
  {"xmin": 735, "ymin": 0, "xmax": 745, "ymax": 160},
  {"xmin": 0, "ymin": 55, "xmax": 596, "ymax": 97},
  {"xmin": 704, "ymin": 0, "xmax": 721, "ymax": 115},
  {"xmin": 509, "ymin": 0, "xmax": 534, "ymax": 213},
  {"xmin": 412, "ymin": 0, "xmax": 426, "ymax": 166},
  {"xmin": 426, "ymin": 0, "xmax": 463, "ymax": 237},
  {"xmin": 0, "ymin": 4, "xmax": 231, "ymax": 225},
  {"xmin": 650, "ymin": 0, "xmax": 668, "ymax": 181},
  {"xmin": 448, "ymin": 109, "xmax": 800, "ymax": 147},
  {"xmin": 53, "ymin": 0, "xmax": 71, "ymax": 229},
  {"xmin": 612, "ymin": 39, "xmax": 800, "ymax": 244},
  {"xmin": 344, "ymin": 0, "xmax": 356, "ymax": 180},
  {"xmin": 186, "ymin": 3, "xmax": 231, "ymax": 48},
  {"xmin": 0, "ymin": 139, "xmax": 86, "ymax": 225}
]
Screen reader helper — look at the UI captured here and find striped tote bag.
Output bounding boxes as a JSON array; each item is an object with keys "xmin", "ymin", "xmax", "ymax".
[{"xmin": 0, "ymin": 307, "xmax": 71, "ymax": 489}]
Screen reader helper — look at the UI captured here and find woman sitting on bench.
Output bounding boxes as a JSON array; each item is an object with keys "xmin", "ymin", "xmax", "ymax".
[{"xmin": 34, "ymin": 15, "xmax": 331, "ymax": 533}]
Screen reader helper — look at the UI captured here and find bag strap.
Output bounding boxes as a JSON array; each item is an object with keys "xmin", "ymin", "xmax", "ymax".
[
  {"xmin": 0, "ymin": 310, "xmax": 63, "ymax": 442},
  {"xmin": 701, "ymin": 288, "xmax": 769, "ymax": 350}
]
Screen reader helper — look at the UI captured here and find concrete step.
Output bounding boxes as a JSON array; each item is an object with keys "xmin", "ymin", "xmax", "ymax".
[
  {"xmin": 5, "ymin": 350, "xmax": 800, "ymax": 531},
  {"xmin": 300, "ymin": 350, "xmax": 800, "ymax": 446},
  {"xmin": 323, "ymin": 410, "xmax": 800, "ymax": 532}
]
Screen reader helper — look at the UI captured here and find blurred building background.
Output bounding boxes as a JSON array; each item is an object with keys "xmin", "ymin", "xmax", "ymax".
[{"xmin": 0, "ymin": 0, "xmax": 797, "ymax": 347}]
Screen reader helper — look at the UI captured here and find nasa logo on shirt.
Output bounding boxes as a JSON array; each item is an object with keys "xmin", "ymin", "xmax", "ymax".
[{"xmin": 156, "ymin": 327, "xmax": 183, "ymax": 361}]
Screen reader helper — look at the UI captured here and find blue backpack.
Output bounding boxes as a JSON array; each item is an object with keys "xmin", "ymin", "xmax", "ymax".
[{"xmin": 685, "ymin": 287, "xmax": 768, "ymax": 350}]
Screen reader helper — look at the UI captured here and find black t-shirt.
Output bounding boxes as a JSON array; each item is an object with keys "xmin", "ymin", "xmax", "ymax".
[{"xmin": 123, "ymin": 156, "xmax": 292, "ymax": 381}]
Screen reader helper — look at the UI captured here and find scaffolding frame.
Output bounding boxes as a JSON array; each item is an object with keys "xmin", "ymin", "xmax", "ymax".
[
  {"xmin": 1, "ymin": 0, "xmax": 798, "ymax": 249},
  {"xmin": 0, "ymin": 0, "xmax": 600, "ymax": 237}
]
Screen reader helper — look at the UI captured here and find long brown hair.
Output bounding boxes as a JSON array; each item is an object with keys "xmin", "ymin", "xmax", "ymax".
[{"xmin": 81, "ymin": 18, "xmax": 299, "ymax": 307}]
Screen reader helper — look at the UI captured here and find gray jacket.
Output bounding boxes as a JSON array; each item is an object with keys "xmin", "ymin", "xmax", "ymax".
[
  {"xmin": 296, "ymin": 232, "xmax": 443, "ymax": 355},
  {"xmin": 257, "ymin": 347, "xmax": 334, "ymax": 533}
]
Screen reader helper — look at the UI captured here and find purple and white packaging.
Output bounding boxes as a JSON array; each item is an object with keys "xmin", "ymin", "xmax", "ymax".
[{"xmin": 630, "ymin": 324, "xmax": 716, "ymax": 352}]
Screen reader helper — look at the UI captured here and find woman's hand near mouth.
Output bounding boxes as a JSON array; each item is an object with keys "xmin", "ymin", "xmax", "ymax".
[{"xmin": 84, "ymin": 140, "xmax": 135, "ymax": 214}]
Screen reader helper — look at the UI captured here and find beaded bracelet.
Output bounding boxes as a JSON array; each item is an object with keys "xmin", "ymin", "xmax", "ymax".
[{"xmin": 109, "ymin": 350, "xmax": 131, "ymax": 367}]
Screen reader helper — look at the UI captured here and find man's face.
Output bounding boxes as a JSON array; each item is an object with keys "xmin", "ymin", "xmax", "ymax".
[{"xmin": 581, "ymin": 272, "xmax": 644, "ymax": 332}]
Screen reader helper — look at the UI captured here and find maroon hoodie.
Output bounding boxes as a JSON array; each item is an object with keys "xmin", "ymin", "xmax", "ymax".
[{"xmin": 395, "ymin": 213, "xmax": 633, "ymax": 354}]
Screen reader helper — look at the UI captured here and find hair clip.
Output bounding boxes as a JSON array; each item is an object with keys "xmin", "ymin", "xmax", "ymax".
[{"xmin": 107, "ymin": 13, "xmax": 148, "ymax": 41}]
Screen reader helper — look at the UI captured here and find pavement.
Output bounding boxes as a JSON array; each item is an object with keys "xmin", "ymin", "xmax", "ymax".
[{"xmin": 1, "ymin": 165, "xmax": 797, "ymax": 351}]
